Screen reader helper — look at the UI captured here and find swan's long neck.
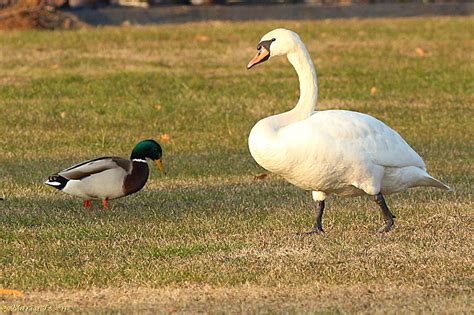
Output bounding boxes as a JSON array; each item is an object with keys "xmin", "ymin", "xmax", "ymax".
[
  {"xmin": 286, "ymin": 43, "xmax": 318, "ymax": 122},
  {"xmin": 248, "ymin": 41, "xmax": 318, "ymax": 174}
]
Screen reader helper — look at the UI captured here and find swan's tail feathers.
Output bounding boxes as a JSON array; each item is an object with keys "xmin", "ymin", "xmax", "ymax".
[
  {"xmin": 44, "ymin": 175, "xmax": 68, "ymax": 190},
  {"xmin": 419, "ymin": 175, "xmax": 452, "ymax": 191}
]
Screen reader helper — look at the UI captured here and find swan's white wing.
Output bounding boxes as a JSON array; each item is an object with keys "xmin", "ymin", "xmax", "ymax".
[
  {"xmin": 58, "ymin": 157, "xmax": 131, "ymax": 180},
  {"xmin": 280, "ymin": 110, "xmax": 426, "ymax": 170}
]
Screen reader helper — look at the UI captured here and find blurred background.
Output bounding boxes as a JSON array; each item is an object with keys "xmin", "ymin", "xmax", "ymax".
[{"xmin": 0, "ymin": 0, "xmax": 471, "ymax": 30}]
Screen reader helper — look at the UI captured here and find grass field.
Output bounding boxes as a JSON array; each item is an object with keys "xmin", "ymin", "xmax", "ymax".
[{"xmin": 0, "ymin": 17, "xmax": 473, "ymax": 312}]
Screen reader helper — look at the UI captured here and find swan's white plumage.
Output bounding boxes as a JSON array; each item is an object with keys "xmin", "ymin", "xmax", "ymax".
[{"xmin": 248, "ymin": 28, "xmax": 449, "ymax": 201}]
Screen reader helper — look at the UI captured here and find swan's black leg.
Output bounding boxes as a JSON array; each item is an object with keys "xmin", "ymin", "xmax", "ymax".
[
  {"xmin": 373, "ymin": 193, "xmax": 395, "ymax": 233},
  {"xmin": 314, "ymin": 200, "xmax": 325, "ymax": 232},
  {"xmin": 300, "ymin": 200, "xmax": 325, "ymax": 235}
]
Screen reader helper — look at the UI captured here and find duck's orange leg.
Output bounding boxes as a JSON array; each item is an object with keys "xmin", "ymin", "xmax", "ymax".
[
  {"xmin": 102, "ymin": 199, "xmax": 108, "ymax": 209},
  {"xmin": 83, "ymin": 199, "xmax": 92, "ymax": 208}
]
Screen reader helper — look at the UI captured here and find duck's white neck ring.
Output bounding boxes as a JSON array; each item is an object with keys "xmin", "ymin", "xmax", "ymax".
[{"xmin": 132, "ymin": 158, "xmax": 147, "ymax": 163}]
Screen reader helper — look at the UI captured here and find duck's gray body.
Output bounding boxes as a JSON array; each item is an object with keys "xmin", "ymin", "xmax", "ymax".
[{"xmin": 46, "ymin": 157, "xmax": 149, "ymax": 200}]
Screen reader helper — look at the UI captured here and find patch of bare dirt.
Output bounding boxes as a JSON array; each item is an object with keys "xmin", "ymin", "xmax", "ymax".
[{"xmin": 0, "ymin": 0, "xmax": 86, "ymax": 29}]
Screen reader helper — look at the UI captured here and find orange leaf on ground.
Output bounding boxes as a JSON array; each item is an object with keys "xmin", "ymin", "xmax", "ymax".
[
  {"xmin": 154, "ymin": 104, "xmax": 162, "ymax": 111},
  {"xmin": 195, "ymin": 35, "xmax": 210, "ymax": 42},
  {"xmin": 254, "ymin": 173, "xmax": 268, "ymax": 180},
  {"xmin": 0, "ymin": 288, "xmax": 24, "ymax": 297},
  {"xmin": 159, "ymin": 134, "xmax": 170, "ymax": 142},
  {"xmin": 415, "ymin": 47, "xmax": 425, "ymax": 56},
  {"xmin": 370, "ymin": 86, "xmax": 377, "ymax": 96}
]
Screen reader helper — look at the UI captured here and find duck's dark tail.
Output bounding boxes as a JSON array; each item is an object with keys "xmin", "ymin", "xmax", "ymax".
[{"xmin": 44, "ymin": 175, "xmax": 68, "ymax": 190}]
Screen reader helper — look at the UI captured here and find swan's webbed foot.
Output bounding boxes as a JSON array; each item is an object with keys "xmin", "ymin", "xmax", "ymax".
[
  {"xmin": 377, "ymin": 219, "xmax": 394, "ymax": 233},
  {"xmin": 299, "ymin": 226, "xmax": 324, "ymax": 236},
  {"xmin": 373, "ymin": 193, "xmax": 396, "ymax": 233}
]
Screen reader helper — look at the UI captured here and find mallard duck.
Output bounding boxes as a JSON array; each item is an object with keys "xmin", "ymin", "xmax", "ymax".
[
  {"xmin": 247, "ymin": 29, "xmax": 450, "ymax": 233},
  {"xmin": 45, "ymin": 139, "xmax": 165, "ymax": 208}
]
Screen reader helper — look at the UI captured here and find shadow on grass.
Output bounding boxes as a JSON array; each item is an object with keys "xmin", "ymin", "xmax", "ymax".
[
  {"xmin": 0, "ymin": 179, "xmax": 306, "ymax": 231},
  {"xmin": 1, "ymin": 174, "xmax": 460, "ymax": 235}
]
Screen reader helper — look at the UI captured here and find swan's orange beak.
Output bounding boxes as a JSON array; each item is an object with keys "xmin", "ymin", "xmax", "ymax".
[{"xmin": 247, "ymin": 47, "xmax": 270, "ymax": 70}]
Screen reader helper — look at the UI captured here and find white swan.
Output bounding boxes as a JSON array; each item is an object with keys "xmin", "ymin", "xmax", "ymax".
[{"xmin": 247, "ymin": 28, "xmax": 450, "ymax": 233}]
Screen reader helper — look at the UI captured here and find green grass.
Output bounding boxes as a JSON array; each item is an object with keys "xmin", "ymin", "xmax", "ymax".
[{"xmin": 0, "ymin": 17, "xmax": 473, "ymax": 312}]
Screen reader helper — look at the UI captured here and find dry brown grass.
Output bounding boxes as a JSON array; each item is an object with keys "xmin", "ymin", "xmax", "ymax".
[{"xmin": 1, "ymin": 284, "xmax": 471, "ymax": 313}]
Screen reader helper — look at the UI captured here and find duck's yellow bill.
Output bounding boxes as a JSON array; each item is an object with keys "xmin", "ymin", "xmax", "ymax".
[{"xmin": 155, "ymin": 159, "xmax": 166, "ymax": 174}]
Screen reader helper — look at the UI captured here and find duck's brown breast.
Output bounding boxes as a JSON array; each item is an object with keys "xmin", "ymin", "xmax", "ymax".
[{"xmin": 123, "ymin": 161, "xmax": 150, "ymax": 196}]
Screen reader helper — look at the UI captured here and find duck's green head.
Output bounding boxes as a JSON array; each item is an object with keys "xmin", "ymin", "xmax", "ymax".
[{"xmin": 131, "ymin": 139, "xmax": 165, "ymax": 174}]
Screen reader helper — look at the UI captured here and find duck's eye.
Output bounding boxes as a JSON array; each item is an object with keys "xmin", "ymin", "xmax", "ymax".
[{"xmin": 257, "ymin": 45, "xmax": 262, "ymax": 50}]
